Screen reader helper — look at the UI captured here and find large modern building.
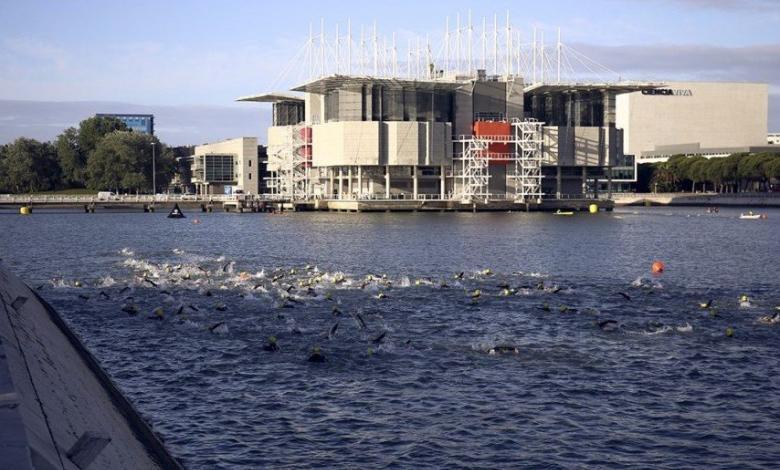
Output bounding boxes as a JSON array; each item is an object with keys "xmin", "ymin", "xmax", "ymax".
[
  {"xmin": 241, "ymin": 74, "xmax": 656, "ymax": 202},
  {"xmin": 95, "ymin": 113, "xmax": 154, "ymax": 135},
  {"xmin": 616, "ymin": 82, "xmax": 768, "ymax": 163},
  {"xmin": 190, "ymin": 137, "xmax": 259, "ymax": 195},
  {"xmin": 239, "ymin": 19, "xmax": 770, "ymax": 201}
]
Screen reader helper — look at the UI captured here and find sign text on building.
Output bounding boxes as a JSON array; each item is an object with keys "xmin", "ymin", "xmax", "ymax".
[{"xmin": 642, "ymin": 89, "xmax": 693, "ymax": 96}]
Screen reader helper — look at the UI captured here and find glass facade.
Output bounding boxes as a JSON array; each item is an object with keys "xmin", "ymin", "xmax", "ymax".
[
  {"xmin": 204, "ymin": 155, "xmax": 234, "ymax": 182},
  {"xmin": 96, "ymin": 114, "xmax": 154, "ymax": 135}
]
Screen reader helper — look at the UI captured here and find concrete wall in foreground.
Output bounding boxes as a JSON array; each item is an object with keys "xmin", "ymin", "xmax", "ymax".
[
  {"xmin": 616, "ymin": 81, "xmax": 768, "ymax": 156},
  {"xmin": 0, "ymin": 263, "xmax": 181, "ymax": 469}
]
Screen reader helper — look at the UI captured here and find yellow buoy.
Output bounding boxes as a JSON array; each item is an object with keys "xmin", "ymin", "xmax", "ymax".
[
  {"xmin": 20, "ymin": 206, "xmax": 31, "ymax": 215},
  {"xmin": 589, "ymin": 204, "xmax": 598, "ymax": 214}
]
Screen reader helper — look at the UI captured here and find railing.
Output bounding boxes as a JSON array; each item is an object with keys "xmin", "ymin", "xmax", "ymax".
[{"xmin": 0, "ymin": 194, "xmax": 235, "ymax": 204}]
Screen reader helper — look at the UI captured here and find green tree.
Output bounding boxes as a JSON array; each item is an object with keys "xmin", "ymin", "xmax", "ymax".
[
  {"xmin": 0, "ymin": 138, "xmax": 61, "ymax": 193},
  {"xmin": 77, "ymin": 116, "xmax": 128, "ymax": 156},
  {"xmin": 55, "ymin": 127, "xmax": 87, "ymax": 187},
  {"xmin": 649, "ymin": 162, "xmax": 677, "ymax": 192},
  {"xmin": 86, "ymin": 132, "xmax": 174, "ymax": 193},
  {"xmin": 705, "ymin": 158, "xmax": 725, "ymax": 193}
]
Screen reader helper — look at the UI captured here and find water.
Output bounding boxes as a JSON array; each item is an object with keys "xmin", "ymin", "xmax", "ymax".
[{"xmin": 1, "ymin": 207, "xmax": 779, "ymax": 468}]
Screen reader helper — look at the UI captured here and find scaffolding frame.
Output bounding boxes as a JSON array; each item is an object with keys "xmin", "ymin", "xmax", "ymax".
[
  {"xmin": 454, "ymin": 137, "xmax": 490, "ymax": 202},
  {"xmin": 265, "ymin": 124, "xmax": 312, "ymax": 200},
  {"xmin": 455, "ymin": 118, "xmax": 545, "ymax": 203},
  {"xmin": 511, "ymin": 118, "xmax": 544, "ymax": 203}
]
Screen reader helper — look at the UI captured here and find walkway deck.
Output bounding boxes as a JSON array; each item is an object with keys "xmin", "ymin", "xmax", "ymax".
[{"xmin": 0, "ymin": 263, "xmax": 181, "ymax": 469}]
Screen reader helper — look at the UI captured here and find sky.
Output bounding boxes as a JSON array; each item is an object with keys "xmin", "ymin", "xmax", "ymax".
[{"xmin": 0, "ymin": 0, "xmax": 778, "ymax": 145}]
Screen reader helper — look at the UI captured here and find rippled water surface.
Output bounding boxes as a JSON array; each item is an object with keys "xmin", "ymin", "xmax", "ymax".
[{"xmin": 1, "ymin": 207, "xmax": 779, "ymax": 468}]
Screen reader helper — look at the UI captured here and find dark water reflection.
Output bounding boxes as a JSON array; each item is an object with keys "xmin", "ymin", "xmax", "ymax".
[{"xmin": 1, "ymin": 207, "xmax": 778, "ymax": 468}]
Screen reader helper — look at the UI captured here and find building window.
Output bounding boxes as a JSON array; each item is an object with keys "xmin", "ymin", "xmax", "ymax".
[
  {"xmin": 248, "ymin": 160, "xmax": 252, "ymax": 167},
  {"xmin": 248, "ymin": 173, "xmax": 252, "ymax": 180}
]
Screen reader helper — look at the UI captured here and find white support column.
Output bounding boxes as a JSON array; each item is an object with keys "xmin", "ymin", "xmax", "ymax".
[
  {"xmin": 413, "ymin": 166, "xmax": 418, "ymax": 199},
  {"xmin": 440, "ymin": 165, "xmax": 446, "ymax": 199},
  {"xmin": 338, "ymin": 167, "xmax": 344, "ymax": 199},
  {"xmin": 357, "ymin": 166, "xmax": 363, "ymax": 198},
  {"xmin": 348, "ymin": 166, "xmax": 353, "ymax": 197},
  {"xmin": 328, "ymin": 168, "xmax": 334, "ymax": 198},
  {"xmin": 385, "ymin": 165, "xmax": 390, "ymax": 199}
]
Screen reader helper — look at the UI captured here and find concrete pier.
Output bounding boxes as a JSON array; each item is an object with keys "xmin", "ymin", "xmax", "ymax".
[
  {"xmin": 320, "ymin": 198, "xmax": 611, "ymax": 213},
  {"xmin": 0, "ymin": 264, "xmax": 181, "ymax": 469}
]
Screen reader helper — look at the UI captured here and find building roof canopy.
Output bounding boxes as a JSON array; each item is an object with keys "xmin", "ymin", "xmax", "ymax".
[
  {"xmin": 236, "ymin": 92, "xmax": 305, "ymax": 103},
  {"xmin": 524, "ymin": 82, "xmax": 665, "ymax": 95},
  {"xmin": 291, "ymin": 75, "xmax": 468, "ymax": 94}
]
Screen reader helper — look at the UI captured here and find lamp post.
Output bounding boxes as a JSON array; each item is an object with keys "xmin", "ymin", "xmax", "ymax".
[{"xmin": 151, "ymin": 142, "xmax": 157, "ymax": 195}]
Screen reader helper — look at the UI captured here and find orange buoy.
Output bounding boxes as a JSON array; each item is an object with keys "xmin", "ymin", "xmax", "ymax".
[
  {"xmin": 651, "ymin": 261, "xmax": 665, "ymax": 274},
  {"xmin": 193, "ymin": 218, "xmax": 201, "ymax": 225}
]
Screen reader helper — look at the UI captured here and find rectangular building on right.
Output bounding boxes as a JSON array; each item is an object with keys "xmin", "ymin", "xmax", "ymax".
[{"xmin": 616, "ymin": 82, "xmax": 768, "ymax": 162}]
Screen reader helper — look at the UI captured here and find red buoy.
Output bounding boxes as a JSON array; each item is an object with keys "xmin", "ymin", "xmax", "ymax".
[{"xmin": 651, "ymin": 261, "xmax": 665, "ymax": 274}]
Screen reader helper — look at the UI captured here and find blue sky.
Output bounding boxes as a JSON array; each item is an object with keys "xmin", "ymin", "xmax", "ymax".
[{"xmin": 1, "ymin": 0, "xmax": 778, "ymax": 143}]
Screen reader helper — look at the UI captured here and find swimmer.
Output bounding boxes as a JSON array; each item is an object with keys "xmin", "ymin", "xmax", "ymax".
[
  {"xmin": 215, "ymin": 302, "xmax": 227, "ymax": 311},
  {"xmin": 617, "ymin": 292, "xmax": 632, "ymax": 301},
  {"xmin": 308, "ymin": 346, "xmax": 326, "ymax": 363},
  {"xmin": 676, "ymin": 323, "xmax": 693, "ymax": 333},
  {"xmin": 121, "ymin": 303, "xmax": 139, "ymax": 315},
  {"xmin": 372, "ymin": 331, "xmax": 387, "ymax": 344},
  {"xmin": 739, "ymin": 295, "xmax": 752, "ymax": 308},
  {"xmin": 149, "ymin": 307, "xmax": 164, "ymax": 320},
  {"xmin": 699, "ymin": 299, "xmax": 713, "ymax": 309},
  {"xmin": 598, "ymin": 319, "xmax": 619, "ymax": 332},
  {"xmin": 488, "ymin": 345, "xmax": 519, "ymax": 355},
  {"xmin": 209, "ymin": 322, "xmax": 229, "ymax": 334},
  {"xmin": 263, "ymin": 336, "xmax": 279, "ymax": 352},
  {"xmin": 469, "ymin": 289, "xmax": 482, "ymax": 299},
  {"xmin": 758, "ymin": 312, "xmax": 780, "ymax": 325},
  {"xmin": 328, "ymin": 322, "xmax": 339, "ymax": 340}
]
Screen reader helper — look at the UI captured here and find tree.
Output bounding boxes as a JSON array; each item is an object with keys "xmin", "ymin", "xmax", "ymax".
[
  {"xmin": 86, "ymin": 131, "xmax": 174, "ymax": 193},
  {"xmin": 705, "ymin": 158, "xmax": 725, "ymax": 193},
  {"xmin": 55, "ymin": 127, "xmax": 87, "ymax": 187},
  {"xmin": 77, "ymin": 116, "xmax": 129, "ymax": 156},
  {"xmin": 0, "ymin": 138, "xmax": 61, "ymax": 193},
  {"xmin": 688, "ymin": 158, "xmax": 710, "ymax": 192},
  {"xmin": 649, "ymin": 162, "xmax": 677, "ymax": 192}
]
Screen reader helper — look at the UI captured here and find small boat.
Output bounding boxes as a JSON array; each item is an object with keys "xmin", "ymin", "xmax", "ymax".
[
  {"xmin": 739, "ymin": 212, "xmax": 763, "ymax": 220},
  {"xmin": 554, "ymin": 210, "xmax": 575, "ymax": 216},
  {"xmin": 168, "ymin": 203, "xmax": 186, "ymax": 219}
]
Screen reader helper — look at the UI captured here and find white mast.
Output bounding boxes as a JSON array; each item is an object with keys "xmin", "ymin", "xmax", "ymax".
[
  {"xmin": 493, "ymin": 14, "xmax": 498, "ymax": 75},
  {"xmin": 456, "ymin": 13, "xmax": 461, "ymax": 75},
  {"xmin": 540, "ymin": 31, "xmax": 545, "ymax": 84},
  {"xmin": 532, "ymin": 27, "xmax": 537, "ymax": 84},
  {"xmin": 481, "ymin": 16, "xmax": 487, "ymax": 72},
  {"xmin": 320, "ymin": 18, "xmax": 325, "ymax": 77},
  {"xmin": 347, "ymin": 19, "xmax": 352, "ymax": 75},
  {"xmin": 444, "ymin": 17, "xmax": 450, "ymax": 77},
  {"xmin": 416, "ymin": 36, "xmax": 421, "ymax": 79},
  {"xmin": 308, "ymin": 22, "xmax": 313, "ymax": 80},
  {"xmin": 505, "ymin": 11, "xmax": 511, "ymax": 78},
  {"xmin": 557, "ymin": 27, "xmax": 561, "ymax": 84},
  {"xmin": 392, "ymin": 32, "xmax": 397, "ymax": 78},
  {"xmin": 336, "ymin": 23, "xmax": 340, "ymax": 74},
  {"xmin": 468, "ymin": 10, "xmax": 473, "ymax": 75},
  {"xmin": 373, "ymin": 21, "xmax": 378, "ymax": 76}
]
